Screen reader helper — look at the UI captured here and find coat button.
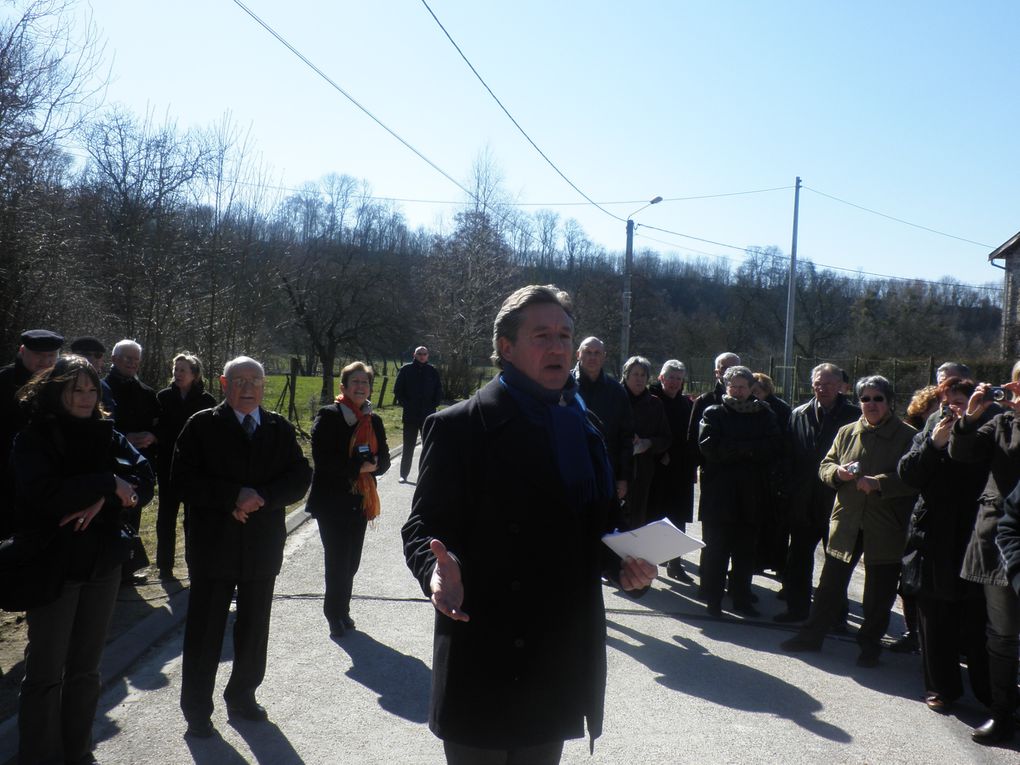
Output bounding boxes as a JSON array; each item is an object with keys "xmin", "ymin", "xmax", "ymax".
[{"xmin": 513, "ymin": 638, "xmax": 525, "ymax": 648}]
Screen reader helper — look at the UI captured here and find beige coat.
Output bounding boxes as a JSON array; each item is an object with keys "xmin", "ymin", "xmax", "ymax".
[{"xmin": 818, "ymin": 415, "xmax": 918, "ymax": 565}]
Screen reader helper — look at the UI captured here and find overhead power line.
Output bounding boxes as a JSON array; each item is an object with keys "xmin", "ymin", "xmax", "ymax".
[
  {"xmin": 231, "ymin": 0, "xmax": 472, "ymax": 200},
  {"xmin": 804, "ymin": 186, "xmax": 992, "ymax": 249},
  {"xmin": 634, "ymin": 229, "xmax": 1003, "ymax": 293},
  {"xmin": 419, "ymin": 0, "xmax": 625, "ymax": 224}
]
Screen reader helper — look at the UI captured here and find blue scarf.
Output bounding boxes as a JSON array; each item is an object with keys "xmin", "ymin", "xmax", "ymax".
[{"xmin": 499, "ymin": 363, "xmax": 614, "ymax": 511}]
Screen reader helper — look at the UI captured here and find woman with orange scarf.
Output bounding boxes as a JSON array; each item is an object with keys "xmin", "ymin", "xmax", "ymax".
[{"xmin": 306, "ymin": 361, "xmax": 390, "ymax": 637}]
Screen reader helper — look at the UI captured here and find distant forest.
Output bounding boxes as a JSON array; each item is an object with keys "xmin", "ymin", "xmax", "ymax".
[{"xmin": 0, "ymin": 0, "xmax": 1005, "ymax": 402}]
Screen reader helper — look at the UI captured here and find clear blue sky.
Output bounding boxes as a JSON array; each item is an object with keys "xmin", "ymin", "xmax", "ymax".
[{"xmin": 70, "ymin": 1, "xmax": 1019, "ymax": 289}]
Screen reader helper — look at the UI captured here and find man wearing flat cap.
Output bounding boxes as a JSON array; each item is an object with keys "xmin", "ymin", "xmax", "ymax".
[
  {"xmin": 0, "ymin": 329, "xmax": 63, "ymax": 535},
  {"xmin": 70, "ymin": 336, "xmax": 116, "ymax": 414}
]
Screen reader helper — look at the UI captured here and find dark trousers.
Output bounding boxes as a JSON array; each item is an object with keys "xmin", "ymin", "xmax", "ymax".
[
  {"xmin": 316, "ymin": 509, "xmax": 368, "ymax": 627},
  {"xmin": 19, "ymin": 565, "xmax": 120, "ymax": 765},
  {"xmin": 799, "ymin": 532, "xmax": 900, "ymax": 651},
  {"xmin": 983, "ymin": 583, "xmax": 1020, "ymax": 719},
  {"xmin": 700, "ymin": 520, "xmax": 758, "ymax": 607},
  {"xmin": 180, "ymin": 576, "xmax": 275, "ymax": 721},
  {"xmin": 782, "ymin": 521, "xmax": 830, "ymax": 617},
  {"xmin": 155, "ymin": 478, "xmax": 185, "ymax": 573},
  {"xmin": 400, "ymin": 418, "xmax": 424, "ymax": 479},
  {"xmin": 443, "ymin": 739, "xmax": 564, "ymax": 765},
  {"xmin": 916, "ymin": 594, "xmax": 990, "ymax": 704}
]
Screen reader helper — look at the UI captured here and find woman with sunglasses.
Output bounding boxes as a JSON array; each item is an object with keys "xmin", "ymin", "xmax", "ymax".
[
  {"xmin": 781, "ymin": 375, "xmax": 917, "ymax": 667},
  {"xmin": 947, "ymin": 362, "xmax": 1020, "ymax": 745}
]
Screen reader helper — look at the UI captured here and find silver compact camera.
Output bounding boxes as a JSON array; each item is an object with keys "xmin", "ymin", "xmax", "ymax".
[{"xmin": 846, "ymin": 461, "xmax": 861, "ymax": 477}]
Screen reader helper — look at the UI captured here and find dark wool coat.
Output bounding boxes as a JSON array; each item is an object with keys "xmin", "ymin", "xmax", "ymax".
[
  {"xmin": 105, "ymin": 369, "xmax": 160, "ymax": 462},
  {"xmin": 625, "ymin": 387, "xmax": 671, "ymax": 527},
  {"xmin": 648, "ymin": 383, "xmax": 696, "ymax": 524},
  {"xmin": 401, "ymin": 377, "xmax": 616, "ymax": 750},
  {"xmin": 394, "ymin": 361, "xmax": 443, "ymax": 424},
  {"xmin": 306, "ymin": 403, "xmax": 390, "ymax": 517},
  {"xmin": 12, "ymin": 415, "xmax": 154, "ymax": 580},
  {"xmin": 0, "ymin": 358, "xmax": 33, "ymax": 536},
  {"xmin": 998, "ymin": 481, "xmax": 1020, "ymax": 595},
  {"xmin": 688, "ymin": 382, "xmax": 725, "ymax": 469},
  {"xmin": 572, "ymin": 365, "xmax": 635, "ymax": 484},
  {"xmin": 697, "ymin": 400, "xmax": 781, "ymax": 525},
  {"xmin": 898, "ymin": 410, "xmax": 993, "ymax": 600},
  {"xmin": 172, "ymin": 402, "xmax": 311, "ymax": 580},
  {"xmin": 786, "ymin": 395, "xmax": 861, "ymax": 528},
  {"xmin": 949, "ymin": 409, "xmax": 1020, "ymax": 586},
  {"xmin": 155, "ymin": 383, "xmax": 216, "ymax": 483}
]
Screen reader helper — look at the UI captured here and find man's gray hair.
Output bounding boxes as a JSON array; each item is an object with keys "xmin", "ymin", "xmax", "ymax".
[
  {"xmin": 715, "ymin": 352, "xmax": 740, "ymax": 370},
  {"xmin": 660, "ymin": 359, "xmax": 686, "ymax": 377},
  {"xmin": 811, "ymin": 362, "xmax": 843, "ymax": 380},
  {"xmin": 223, "ymin": 356, "xmax": 265, "ymax": 379},
  {"xmin": 491, "ymin": 285, "xmax": 573, "ymax": 369},
  {"xmin": 855, "ymin": 375, "xmax": 896, "ymax": 407},
  {"xmin": 577, "ymin": 336, "xmax": 604, "ymax": 353},
  {"xmin": 937, "ymin": 361, "xmax": 971, "ymax": 379},
  {"xmin": 722, "ymin": 365, "xmax": 755, "ymax": 386},
  {"xmin": 620, "ymin": 355, "xmax": 652, "ymax": 382},
  {"xmin": 111, "ymin": 339, "xmax": 142, "ymax": 357}
]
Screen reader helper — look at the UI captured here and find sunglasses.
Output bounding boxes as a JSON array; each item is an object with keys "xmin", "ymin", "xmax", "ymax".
[{"xmin": 859, "ymin": 395, "xmax": 885, "ymax": 403}]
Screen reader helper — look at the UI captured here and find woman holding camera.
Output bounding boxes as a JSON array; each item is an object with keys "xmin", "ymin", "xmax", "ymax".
[
  {"xmin": 781, "ymin": 375, "xmax": 917, "ymax": 667},
  {"xmin": 307, "ymin": 361, "xmax": 390, "ymax": 638},
  {"xmin": 897, "ymin": 377, "xmax": 992, "ymax": 714},
  {"xmin": 11, "ymin": 355, "xmax": 154, "ymax": 765},
  {"xmin": 948, "ymin": 363, "xmax": 1020, "ymax": 745}
]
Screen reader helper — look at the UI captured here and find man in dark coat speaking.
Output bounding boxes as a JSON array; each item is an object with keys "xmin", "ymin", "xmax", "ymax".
[
  {"xmin": 173, "ymin": 355, "xmax": 311, "ymax": 738},
  {"xmin": 393, "ymin": 345, "xmax": 443, "ymax": 482},
  {"xmin": 402, "ymin": 285, "xmax": 656, "ymax": 765}
]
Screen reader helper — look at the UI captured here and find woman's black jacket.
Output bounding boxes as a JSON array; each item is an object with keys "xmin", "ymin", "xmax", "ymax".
[
  {"xmin": 306, "ymin": 404, "xmax": 390, "ymax": 517},
  {"xmin": 11, "ymin": 415, "xmax": 155, "ymax": 580}
]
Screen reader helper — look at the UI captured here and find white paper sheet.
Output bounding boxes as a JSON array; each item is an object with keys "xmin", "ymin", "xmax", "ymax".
[{"xmin": 601, "ymin": 517, "xmax": 705, "ymax": 565}]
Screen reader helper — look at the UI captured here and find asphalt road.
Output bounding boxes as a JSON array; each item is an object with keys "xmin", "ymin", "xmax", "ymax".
[{"xmin": 77, "ymin": 465, "xmax": 1018, "ymax": 764}]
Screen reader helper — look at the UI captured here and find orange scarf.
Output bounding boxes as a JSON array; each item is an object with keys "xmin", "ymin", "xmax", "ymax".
[{"xmin": 335, "ymin": 394, "xmax": 381, "ymax": 521}]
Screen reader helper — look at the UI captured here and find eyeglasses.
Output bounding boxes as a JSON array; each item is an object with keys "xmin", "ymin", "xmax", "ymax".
[
  {"xmin": 229, "ymin": 377, "xmax": 265, "ymax": 389},
  {"xmin": 859, "ymin": 395, "xmax": 885, "ymax": 403}
]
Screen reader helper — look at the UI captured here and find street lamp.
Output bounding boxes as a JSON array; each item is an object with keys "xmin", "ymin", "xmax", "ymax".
[{"xmin": 620, "ymin": 195, "xmax": 662, "ymax": 368}]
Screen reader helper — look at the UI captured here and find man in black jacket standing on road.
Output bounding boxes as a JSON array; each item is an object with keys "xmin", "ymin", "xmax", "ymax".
[
  {"xmin": 173, "ymin": 355, "xmax": 311, "ymax": 738},
  {"xmin": 394, "ymin": 345, "xmax": 442, "ymax": 482}
]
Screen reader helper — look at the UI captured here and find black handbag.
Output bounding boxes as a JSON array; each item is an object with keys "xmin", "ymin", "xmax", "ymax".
[
  {"xmin": 116, "ymin": 524, "xmax": 150, "ymax": 576},
  {"xmin": 0, "ymin": 529, "xmax": 66, "ymax": 611}
]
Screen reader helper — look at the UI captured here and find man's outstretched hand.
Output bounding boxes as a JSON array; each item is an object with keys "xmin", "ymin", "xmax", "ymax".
[{"xmin": 429, "ymin": 538, "xmax": 470, "ymax": 622}]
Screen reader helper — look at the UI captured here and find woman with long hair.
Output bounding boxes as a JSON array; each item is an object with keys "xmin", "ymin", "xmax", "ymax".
[{"xmin": 11, "ymin": 355, "xmax": 154, "ymax": 765}]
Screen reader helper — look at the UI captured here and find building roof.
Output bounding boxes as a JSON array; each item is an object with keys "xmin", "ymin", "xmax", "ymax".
[{"xmin": 989, "ymin": 230, "xmax": 1020, "ymax": 261}]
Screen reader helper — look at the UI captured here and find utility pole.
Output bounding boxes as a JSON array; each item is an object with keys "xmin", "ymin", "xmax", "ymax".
[
  {"xmin": 620, "ymin": 218, "xmax": 635, "ymax": 368},
  {"xmin": 782, "ymin": 176, "xmax": 802, "ymax": 397},
  {"xmin": 620, "ymin": 196, "xmax": 661, "ymax": 372}
]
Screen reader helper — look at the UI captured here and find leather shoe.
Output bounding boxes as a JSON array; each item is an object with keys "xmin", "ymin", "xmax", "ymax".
[
  {"xmin": 666, "ymin": 562, "xmax": 693, "ymax": 583},
  {"xmin": 732, "ymin": 603, "xmax": 760, "ymax": 618},
  {"xmin": 924, "ymin": 694, "xmax": 952, "ymax": 713},
  {"xmin": 185, "ymin": 718, "xmax": 215, "ymax": 738},
  {"xmin": 889, "ymin": 631, "xmax": 919, "ymax": 654},
  {"xmin": 773, "ymin": 611, "xmax": 808, "ymax": 624},
  {"xmin": 226, "ymin": 700, "xmax": 268, "ymax": 722},
  {"xmin": 706, "ymin": 603, "xmax": 723, "ymax": 618},
  {"xmin": 780, "ymin": 635, "xmax": 822, "ymax": 653},
  {"xmin": 341, "ymin": 615, "xmax": 356, "ymax": 629},
  {"xmin": 856, "ymin": 646, "xmax": 881, "ymax": 668},
  {"xmin": 329, "ymin": 621, "xmax": 346, "ymax": 638},
  {"xmin": 972, "ymin": 717, "xmax": 1015, "ymax": 744}
]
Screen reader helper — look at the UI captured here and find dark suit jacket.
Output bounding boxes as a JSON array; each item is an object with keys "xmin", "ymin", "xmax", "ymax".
[
  {"xmin": 172, "ymin": 402, "xmax": 311, "ymax": 580},
  {"xmin": 394, "ymin": 361, "xmax": 442, "ymax": 423},
  {"xmin": 402, "ymin": 376, "xmax": 614, "ymax": 750}
]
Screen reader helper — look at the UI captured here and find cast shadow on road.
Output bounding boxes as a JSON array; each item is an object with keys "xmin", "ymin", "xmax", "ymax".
[
  {"xmin": 333, "ymin": 630, "xmax": 430, "ymax": 723},
  {"xmin": 625, "ymin": 582, "xmax": 918, "ymax": 703},
  {"xmin": 605, "ymin": 618, "xmax": 852, "ymax": 743}
]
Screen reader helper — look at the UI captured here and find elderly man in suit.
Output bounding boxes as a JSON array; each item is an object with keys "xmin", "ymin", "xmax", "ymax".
[
  {"xmin": 173, "ymin": 356, "xmax": 311, "ymax": 738},
  {"xmin": 402, "ymin": 285, "xmax": 656, "ymax": 765}
]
